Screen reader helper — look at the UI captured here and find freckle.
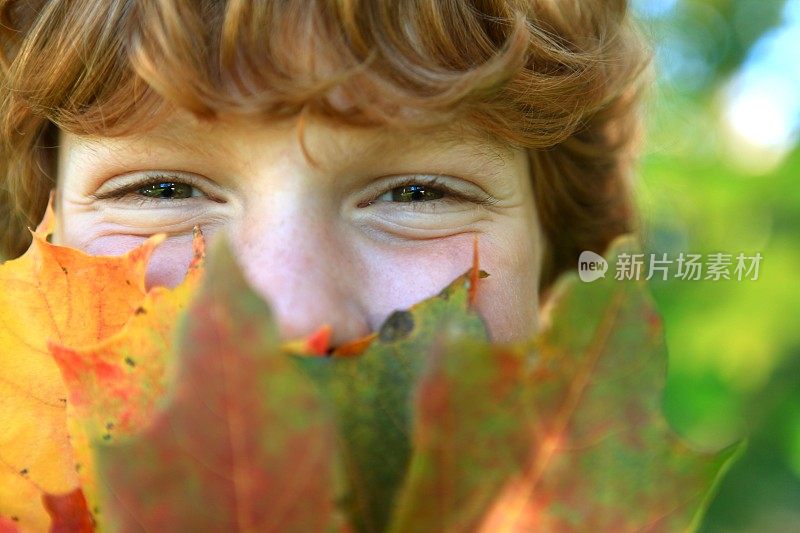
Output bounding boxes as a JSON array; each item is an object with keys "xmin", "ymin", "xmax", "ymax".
[
  {"xmin": 102, "ymin": 434, "xmax": 111, "ymax": 441},
  {"xmin": 379, "ymin": 310, "xmax": 415, "ymax": 342},
  {"xmin": 75, "ymin": 463, "xmax": 81, "ymax": 472},
  {"xmin": 125, "ymin": 357, "xmax": 136, "ymax": 367},
  {"xmin": 60, "ymin": 266, "xmax": 68, "ymax": 275},
  {"xmin": 59, "ymin": 398, "xmax": 67, "ymax": 403},
  {"xmin": 19, "ymin": 468, "xmax": 28, "ymax": 476},
  {"xmin": 93, "ymin": 506, "xmax": 100, "ymax": 514},
  {"xmin": 11, "ymin": 516, "xmax": 18, "ymax": 521},
  {"xmin": 135, "ymin": 307, "xmax": 146, "ymax": 315},
  {"xmin": 106, "ymin": 422, "xmax": 114, "ymax": 430}
]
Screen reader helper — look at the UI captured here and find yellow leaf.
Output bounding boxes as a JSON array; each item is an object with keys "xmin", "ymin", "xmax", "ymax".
[
  {"xmin": 49, "ymin": 229, "xmax": 205, "ymax": 524},
  {"xmin": 0, "ymin": 202, "xmax": 162, "ymax": 529}
]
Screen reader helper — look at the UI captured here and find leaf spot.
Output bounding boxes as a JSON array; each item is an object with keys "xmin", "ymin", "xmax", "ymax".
[
  {"xmin": 60, "ymin": 266, "xmax": 68, "ymax": 275},
  {"xmin": 379, "ymin": 310, "xmax": 415, "ymax": 342},
  {"xmin": 11, "ymin": 516, "xmax": 18, "ymax": 522},
  {"xmin": 124, "ymin": 356, "xmax": 136, "ymax": 367},
  {"xmin": 134, "ymin": 306, "xmax": 146, "ymax": 315},
  {"xmin": 19, "ymin": 468, "xmax": 28, "ymax": 476},
  {"xmin": 102, "ymin": 434, "xmax": 111, "ymax": 441}
]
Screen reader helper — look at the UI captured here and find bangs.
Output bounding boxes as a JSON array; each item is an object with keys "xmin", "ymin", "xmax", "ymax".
[
  {"xmin": 1, "ymin": 0, "xmax": 544, "ymax": 142},
  {"xmin": 0, "ymin": 0, "xmax": 641, "ymax": 148}
]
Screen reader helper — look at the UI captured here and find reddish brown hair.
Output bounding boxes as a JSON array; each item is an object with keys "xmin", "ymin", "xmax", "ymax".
[{"xmin": 0, "ymin": 0, "xmax": 650, "ymax": 288}]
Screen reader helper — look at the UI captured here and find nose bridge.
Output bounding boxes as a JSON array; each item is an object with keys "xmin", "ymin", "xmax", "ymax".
[{"xmin": 228, "ymin": 201, "xmax": 371, "ymax": 347}]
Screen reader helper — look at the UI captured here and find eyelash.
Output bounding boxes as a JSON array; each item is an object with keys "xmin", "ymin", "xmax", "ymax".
[
  {"xmin": 94, "ymin": 173, "xmax": 216, "ymax": 206},
  {"xmin": 362, "ymin": 176, "xmax": 498, "ymax": 208},
  {"xmin": 97, "ymin": 174, "xmax": 498, "ymax": 208}
]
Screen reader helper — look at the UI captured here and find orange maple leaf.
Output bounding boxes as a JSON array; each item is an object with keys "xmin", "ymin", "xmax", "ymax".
[
  {"xmin": 48, "ymin": 230, "xmax": 205, "ymax": 522},
  {"xmin": 0, "ymin": 202, "xmax": 165, "ymax": 529}
]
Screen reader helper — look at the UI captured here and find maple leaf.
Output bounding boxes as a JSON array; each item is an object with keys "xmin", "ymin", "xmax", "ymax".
[
  {"xmin": 58, "ymin": 239, "xmax": 340, "ymax": 531},
  {"xmin": 294, "ymin": 239, "xmax": 738, "ymax": 532},
  {"xmin": 48, "ymin": 228, "xmax": 205, "ymax": 522},
  {"xmin": 386, "ymin": 330, "xmax": 533, "ymax": 532},
  {"xmin": 295, "ymin": 268, "xmax": 489, "ymax": 532},
  {"xmin": 388, "ymin": 237, "xmax": 742, "ymax": 532},
  {"xmin": 0, "ymin": 203, "xmax": 163, "ymax": 530},
  {"xmin": 4, "ymin": 201, "xmax": 738, "ymax": 532}
]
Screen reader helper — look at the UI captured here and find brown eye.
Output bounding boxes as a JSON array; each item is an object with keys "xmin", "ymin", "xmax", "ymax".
[
  {"xmin": 138, "ymin": 182, "xmax": 196, "ymax": 199},
  {"xmin": 388, "ymin": 184, "xmax": 445, "ymax": 202}
]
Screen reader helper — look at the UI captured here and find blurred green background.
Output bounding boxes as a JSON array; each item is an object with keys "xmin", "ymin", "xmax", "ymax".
[{"xmin": 633, "ymin": 0, "xmax": 800, "ymax": 530}]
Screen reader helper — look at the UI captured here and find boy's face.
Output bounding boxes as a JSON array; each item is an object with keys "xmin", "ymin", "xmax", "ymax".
[{"xmin": 54, "ymin": 111, "xmax": 544, "ymax": 345}]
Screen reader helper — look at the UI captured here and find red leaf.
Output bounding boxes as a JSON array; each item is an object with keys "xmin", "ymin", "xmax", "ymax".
[
  {"xmin": 0, "ymin": 517, "xmax": 19, "ymax": 533},
  {"xmin": 67, "ymin": 238, "xmax": 339, "ymax": 531},
  {"xmin": 42, "ymin": 488, "xmax": 93, "ymax": 533}
]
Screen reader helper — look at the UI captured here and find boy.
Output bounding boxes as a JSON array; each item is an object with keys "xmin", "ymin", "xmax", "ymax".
[{"xmin": 0, "ymin": 0, "xmax": 648, "ymax": 346}]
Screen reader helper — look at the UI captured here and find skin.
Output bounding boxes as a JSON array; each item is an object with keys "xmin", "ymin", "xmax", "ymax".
[{"xmin": 54, "ymin": 110, "xmax": 544, "ymax": 347}]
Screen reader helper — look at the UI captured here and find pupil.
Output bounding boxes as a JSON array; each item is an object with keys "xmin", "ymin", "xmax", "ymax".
[
  {"xmin": 139, "ymin": 182, "xmax": 192, "ymax": 199},
  {"xmin": 393, "ymin": 184, "xmax": 442, "ymax": 202}
]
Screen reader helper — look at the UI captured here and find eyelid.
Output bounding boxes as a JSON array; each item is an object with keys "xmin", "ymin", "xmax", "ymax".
[
  {"xmin": 92, "ymin": 172, "xmax": 226, "ymax": 203},
  {"xmin": 362, "ymin": 175, "xmax": 498, "ymax": 207}
]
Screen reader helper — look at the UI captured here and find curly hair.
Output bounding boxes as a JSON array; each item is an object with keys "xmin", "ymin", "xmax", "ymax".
[{"xmin": 0, "ymin": 0, "xmax": 650, "ymax": 289}]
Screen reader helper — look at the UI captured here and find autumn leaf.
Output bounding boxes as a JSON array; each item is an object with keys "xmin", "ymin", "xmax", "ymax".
[
  {"xmin": 387, "ymin": 237, "xmax": 741, "ymax": 532},
  {"xmin": 42, "ymin": 488, "xmax": 94, "ymax": 533},
  {"xmin": 0, "ymin": 202, "xmax": 164, "ymax": 530},
  {"xmin": 60, "ymin": 238, "xmax": 340, "ymax": 531},
  {"xmin": 387, "ymin": 330, "xmax": 534, "ymax": 532},
  {"xmin": 295, "ymin": 237, "xmax": 738, "ymax": 533},
  {"xmin": 3, "ymin": 201, "xmax": 739, "ymax": 532},
  {"xmin": 295, "ymin": 269, "xmax": 489, "ymax": 533},
  {"xmin": 47, "ymin": 228, "xmax": 205, "ymax": 521}
]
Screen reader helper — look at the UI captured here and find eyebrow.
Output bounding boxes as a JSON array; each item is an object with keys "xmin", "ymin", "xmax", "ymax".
[
  {"xmin": 68, "ymin": 113, "xmax": 517, "ymax": 190},
  {"xmin": 155, "ymin": 110, "xmax": 516, "ymax": 162},
  {"xmin": 70, "ymin": 124, "xmax": 237, "ymax": 165}
]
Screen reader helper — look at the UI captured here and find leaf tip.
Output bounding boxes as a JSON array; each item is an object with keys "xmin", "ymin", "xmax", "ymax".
[
  {"xmin": 185, "ymin": 226, "xmax": 206, "ymax": 280},
  {"xmin": 305, "ymin": 324, "xmax": 332, "ymax": 356},
  {"xmin": 468, "ymin": 236, "xmax": 481, "ymax": 307},
  {"xmin": 331, "ymin": 332, "xmax": 377, "ymax": 357}
]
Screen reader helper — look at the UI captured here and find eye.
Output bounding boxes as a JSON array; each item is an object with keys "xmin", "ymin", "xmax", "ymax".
[
  {"xmin": 378, "ymin": 184, "xmax": 446, "ymax": 203},
  {"xmin": 92, "ymin": 172, "xmax": 221, "ymax": 205},
  {"xmin": 138, "ymin": 181, "xmax": 199, "ymax": 200},
  {"xmin": 361, "ymin": 175, "xmax": 497, "ymax": 209}
]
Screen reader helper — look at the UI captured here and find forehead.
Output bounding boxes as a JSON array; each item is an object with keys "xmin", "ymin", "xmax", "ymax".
[{"xmin": 60, "ymin": 109, "xmax": 517, "ymax": 174}]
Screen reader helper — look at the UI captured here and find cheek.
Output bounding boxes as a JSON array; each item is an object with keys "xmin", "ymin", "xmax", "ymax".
[
  {"xmin": 478, "ymin": 244, "xmax": 540, "ymax": 342},
  {"xmin": 72, "ymin": 234, "xmax": 197, "ymax": 289},
  {"xmin": 56, "ymin": 206, "xmax": 201, "ymax": 290},
  {"xmin": 354, "ymin": 233, "xmax": 541, "ymax": 341},
  {"xmin": 354, "ymin": 236, "xmax": 476, "ymax": 326},
  {"xmin": 54, "ymin": 194, "xmax": 218, "ymax": 289},
  {"xmin": 474, "ymin": 273, "xmax": 539, "ymax": 343}
]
